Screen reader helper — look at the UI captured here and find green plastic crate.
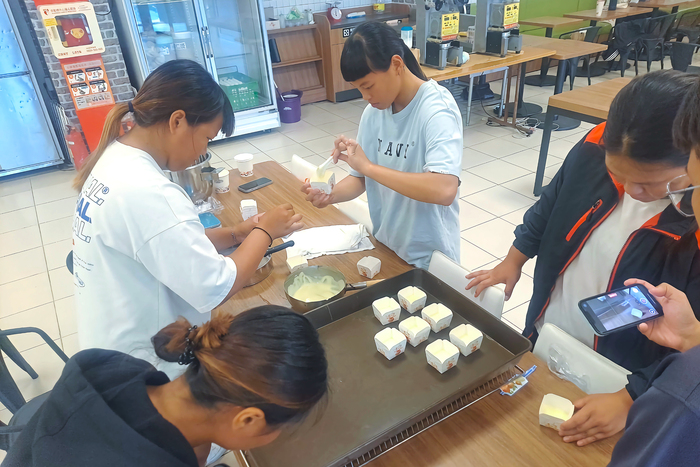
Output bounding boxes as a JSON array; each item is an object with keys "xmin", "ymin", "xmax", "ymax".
[{"xmin": 219, "ymin": 72, "xmax": 260, "ymax": 111}]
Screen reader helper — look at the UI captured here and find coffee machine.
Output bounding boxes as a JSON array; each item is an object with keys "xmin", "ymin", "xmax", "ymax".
[
  {"xmin": 416, "ymin": 0, "xmax": 467, "ymax": 70},
  {"xmin": 473, "ymin": 0, "xmax": 522, "ymax": 57}
]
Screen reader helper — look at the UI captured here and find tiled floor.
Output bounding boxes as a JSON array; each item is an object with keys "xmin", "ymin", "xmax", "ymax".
[{"xmin": 0, "ymin": 57, "xmax": 672, "ymax": 436}]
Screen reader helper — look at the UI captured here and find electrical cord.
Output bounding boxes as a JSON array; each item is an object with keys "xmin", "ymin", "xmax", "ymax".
[{"xmin": 95, "ymin": 0, "xmax": 114, "ymax": 18}]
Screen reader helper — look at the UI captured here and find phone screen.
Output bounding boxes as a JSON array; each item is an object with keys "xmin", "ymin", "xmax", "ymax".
[{"xmin": 579, "ymin": 285, "xmax": 662, "ymax": 335}]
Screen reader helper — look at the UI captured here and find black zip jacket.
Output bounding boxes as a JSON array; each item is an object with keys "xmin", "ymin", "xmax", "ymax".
[
  {"xmin": 2, "ymin": 349, "xmax": 198, "ymax": 467},
  {"xmin": 513, "ymin": 123, "xmax": 700, "ymax": 399}
]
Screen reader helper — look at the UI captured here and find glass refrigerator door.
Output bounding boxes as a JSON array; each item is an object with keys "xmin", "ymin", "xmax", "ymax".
[
  {"xmin": 130, "ymin": 0, "xmax": 207, "ymax": 74},
  {"xmin": 199, "ymin": 0, "xmax": 273, "ymax": 113}
]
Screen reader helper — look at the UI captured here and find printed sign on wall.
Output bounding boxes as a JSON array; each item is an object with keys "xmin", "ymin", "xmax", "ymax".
[{"xmin": 39, "ymin": 2, "xmax": 105, "ymax": 58}]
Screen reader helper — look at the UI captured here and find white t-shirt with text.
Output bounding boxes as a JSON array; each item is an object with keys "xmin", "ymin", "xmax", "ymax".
[
  {"xmin": 73, "ymin": 142, "xmax": 236, "ymax": 368},
  {"xmin": 351, "ymin": 80, "xmax": 463, "ymax": 269}
]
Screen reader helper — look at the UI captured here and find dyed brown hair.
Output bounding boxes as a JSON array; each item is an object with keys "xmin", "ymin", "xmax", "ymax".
[
  {"xmin": 73, "ymin": 59, "xmax": 234, "ymax": 190},
  {"xmin": 152, "ymin": 306, "xmax": 328, "ymax": 426}
]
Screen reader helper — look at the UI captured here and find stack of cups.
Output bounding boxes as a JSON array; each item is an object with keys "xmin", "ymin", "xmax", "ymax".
[
  {"xmin": 234, "ymin": 153, "xmax": 254, "ymax": 177},
  {"xmin": 214, "ymin": 169, "xmax": 230, "ymax": 193}
]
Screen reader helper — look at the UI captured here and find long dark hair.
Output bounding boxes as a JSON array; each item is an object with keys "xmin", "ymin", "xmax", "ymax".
[
  {"xmin": 74, "ymin": 59, "xmax": 235, "ymax": 189},
  {"xmin": 604, "ymin": 70, "xmax": 695, "ymax": 167},
  {"xmin": 340, "ymin": 21, "xmax": 427, "ymax": 82},
  {"xmin": 152, "ymin": 306, "xmax": 328, "ymax": 426}
]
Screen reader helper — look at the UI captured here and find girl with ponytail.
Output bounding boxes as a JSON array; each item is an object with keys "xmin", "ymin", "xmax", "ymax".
[
  {"xmin": 302, "ymin": 21, "xmax": 463, "ymax": 269},
  {"xmin": 71, "ymin": 60, "xmax": 303, "ymax": 376},
  {"xmin": 4, "ymin": 306, "xmax": 328, "ymax": 466}
]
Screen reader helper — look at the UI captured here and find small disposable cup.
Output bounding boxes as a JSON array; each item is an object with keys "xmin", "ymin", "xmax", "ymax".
[
  {"xmin": 214, "ymin": 169, "xmax": 230, "ymax": 193},
  {"xmin": 596, "ymin": 1, "xmax": 604, "ymax": 16},
  {"xmin": 234, "ymin": 153, "xmax": 254, "ymax": 177}
]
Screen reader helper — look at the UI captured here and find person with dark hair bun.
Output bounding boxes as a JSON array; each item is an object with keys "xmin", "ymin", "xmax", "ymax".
[
  {"xmin": 71, "ymin": 60, "xmax": 303, "ymax": 378},
  {"xmin": 3, "ymin": 306, "xmax": 328, "ymax": 467},
  {"xmin": 301, "ymin": 21, "xmax": 462, "ymax": 269},
  {"xmin": 466, "ymin": 70, "xmax": 700, "ymax": 447}
]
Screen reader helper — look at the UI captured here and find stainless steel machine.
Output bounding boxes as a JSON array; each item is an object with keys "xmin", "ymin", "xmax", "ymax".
[
  {"xmin": 415, "ymin": 0, "xmax": 470, "ymax": 70},
  {"xmin": 473, "ymin": 0, "xmax": 522, "ymax": 57}
]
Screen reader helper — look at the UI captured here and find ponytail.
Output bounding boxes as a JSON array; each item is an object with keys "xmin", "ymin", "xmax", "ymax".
[
  {"xmin": 341, "ymin": 21, "xmax": 427, "ymax": 83},
  {"xmin": 72, "ymin": 102, "xmax": 130, "ymax": 190},
  {"xmin": 73, "ymin": 59, "xmax": 235, "ymax": 191},
  {"xmin": 152, "ymin": 306, "xmax": 328, "ymax": 426}
]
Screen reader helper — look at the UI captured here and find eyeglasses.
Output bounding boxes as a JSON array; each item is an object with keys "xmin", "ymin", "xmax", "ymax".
[{"xmin": 667, "ymin": 174, "xmax": 699, "ymax": 218}]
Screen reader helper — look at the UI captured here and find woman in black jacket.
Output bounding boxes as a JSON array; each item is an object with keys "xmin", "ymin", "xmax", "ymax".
[
  {"xmin": 2, "ymin": 306, "xmax": 328, "ymax": 466},
  {"xmin": 466, "ymin": 70, "xmax": 700, "ymax": 447}
]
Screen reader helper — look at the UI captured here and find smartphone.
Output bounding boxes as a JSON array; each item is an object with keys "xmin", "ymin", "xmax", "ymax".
[
  {"xmin": 578, "ymin": 284, "xmax": 663, "ymax": 336},
  {"xmin": 238, "ymin": 177, "xmax": 272, "ymax": 193}
]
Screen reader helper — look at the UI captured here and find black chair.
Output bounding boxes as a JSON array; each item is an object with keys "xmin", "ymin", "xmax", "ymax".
[
  {"xmin": 559, "ymin": 26, "xmax": 602, "ymax": 88},
  {"xmin": 634, "ymin": 13, "xmax": 677, "ymax": 74},
  {"xmin": 0, "ymin": 393, "xmax": 49, "ymax": 451},
  {"xmin": 606, "ymin": 18, "xmax": 648, "ymax": 77},
  {"xmin": 0, "ymin": 328, "xmax": 69, "ymax": 414},
  {"xmin": 668, "ymin": 41, "xmax": 700, "ymax": 73},
  {"xmin": 671, "ymin": 9, "xmax": 700, "ymax": 43}
]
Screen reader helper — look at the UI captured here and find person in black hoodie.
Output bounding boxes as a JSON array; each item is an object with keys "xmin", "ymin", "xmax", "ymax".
[
  {"xmin": 2, "ymin": 306, "xmax": 328, "ymax": 466},
  {"xmin": 466, "ymin": 70, "xmax": 700, "ymax": 447}
]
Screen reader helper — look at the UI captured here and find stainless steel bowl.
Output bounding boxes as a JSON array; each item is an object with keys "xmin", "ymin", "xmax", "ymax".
[{"xmin": 163, "ymin": 152, "xmax": 222, "ymax": 203}]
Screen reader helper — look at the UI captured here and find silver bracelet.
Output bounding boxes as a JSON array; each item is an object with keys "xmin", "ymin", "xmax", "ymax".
[{"xmin": 231, "ymin": 229, "xmax": 237, "ymax": 246}]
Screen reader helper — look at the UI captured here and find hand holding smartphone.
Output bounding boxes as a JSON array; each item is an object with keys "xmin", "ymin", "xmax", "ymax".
[{"xmin": 578, "ymin": 284, "xmax": 663, "ymax": 336}]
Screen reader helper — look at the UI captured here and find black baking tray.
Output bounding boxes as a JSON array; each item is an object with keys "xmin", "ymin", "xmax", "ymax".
[{"xmin": 246, "ymin": 269, "xmax": 531, "ymax": 467}]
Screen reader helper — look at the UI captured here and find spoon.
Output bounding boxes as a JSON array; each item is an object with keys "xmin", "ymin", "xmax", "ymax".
[{"xmin": 316, "ymin": 155, "xmax": 334, "ymax": 177}]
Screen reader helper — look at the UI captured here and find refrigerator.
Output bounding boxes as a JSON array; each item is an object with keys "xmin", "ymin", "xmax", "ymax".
[
  {"xmin": 112, "ymin": 0, "xmax": 279, "ymax": 138},
  {"xmin": 0, "ymin": 0, "xmax": 66, "ymax": 178}
]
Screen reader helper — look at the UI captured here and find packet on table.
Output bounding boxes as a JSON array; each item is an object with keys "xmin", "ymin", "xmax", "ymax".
[
  {"xmin": 374, "ymin": 328, "xmax": 407, "ymax": 360},
  {"xmin": 240, "ymin": 199, "xmax": 258, "ymax": 221}
]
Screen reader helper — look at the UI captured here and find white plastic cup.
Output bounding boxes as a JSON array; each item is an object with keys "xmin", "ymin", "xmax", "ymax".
[
  {"xmin": 214, "ymin": 168, "xmax": 230, "ymax": 193},
  {"xmin": 596, "ymin": 0, "xmax": 605, "ymax": 16},
  {"xmin": 234, "ymin": 153, "xmax": 254, "ymax": 177}
]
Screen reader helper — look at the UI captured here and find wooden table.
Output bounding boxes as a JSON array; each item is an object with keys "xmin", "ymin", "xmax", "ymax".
[
  {"xmin": 521, "ymin": 36, "xmax": 609, "ymax": 130},
  {"xmin": 422, "ymin": 47, "xmax": 556, "ymax": 126},
  {"xmin": 364, "ymin": 353, "xmax": 620, "ymax": 467},
  {"xmin": 534, "ymin": 77, "xmax": 632, "ymax": 195},
  {"xmin": 564, "ymin": 7, "xmax": 654, "ymax": 25},
  {"xmin": 213, "ymin": 161, "xmax": 411, "ymax": 316},
  {"xmin": 631, "ymin": 0, "xmax": 697, "ymax": 13},
  {"xmin": 519, "ymin": 16, "xmax": 585, "ymax": 37}
]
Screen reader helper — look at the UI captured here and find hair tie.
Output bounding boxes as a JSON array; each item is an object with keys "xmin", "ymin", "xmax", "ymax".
[
  {"xmin": 178, "ymin": 325, "xmax": 198, "ymax": 365},
  {"xmin": 128, "ymin": 101, "xmax": 134, "ymax": 113}
]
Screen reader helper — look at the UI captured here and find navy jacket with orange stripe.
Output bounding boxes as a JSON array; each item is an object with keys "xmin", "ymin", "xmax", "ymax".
[{"xmin": 514, "ymin": 123, "xmax": 700, "ymax": 399}]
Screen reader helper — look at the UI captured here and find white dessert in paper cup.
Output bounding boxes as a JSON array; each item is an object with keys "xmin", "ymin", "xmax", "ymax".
[
  {"xmin": 425, "ymin": 339, "xmax": 459, "ymax": 374},
  {"xmin": 357, "ymin": 256, "xmax": 381, "ymax": 279},
  {"xmin": 374, "ymin": 328, "xmax": 407, "ymax": 360},
  {"xmin": 398, "ymin": 316, "xmax": 431, "ymax": 347},
  {"xmin": 539, "ymin": 394, "xmax": 575, "ymax": 431},
  {"xmin": 421, "ymin": 303, "xmax": 453, "ymax": 333},
  {"xmin": 285, "ymin": 255, "xmax": 308, "ymax": 274},
  {"xmin": 309, "ymin": 171, "xmax": 336, "ymax": 195},
  {"xmin": 449, "ymin": 324, "xmax": 483, "ymax": 356},
  {"xmin": 373, "ymin": 297, "xmax": 401, "ymax": 325},
  {"xmin": 397, "ymin": 286, "xmax": 427, "ymax": 314}
]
